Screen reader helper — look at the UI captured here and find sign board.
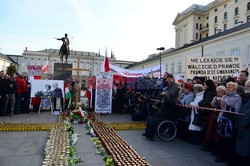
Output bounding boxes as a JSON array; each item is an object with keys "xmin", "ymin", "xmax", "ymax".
[
  {"xmin": 110, "ymin": 64, "xmax": 163, "ymax": 77},
  {"xmin": 185, "ymin": 57, "xmax": 242, "ymax": 81},
  {"xmin": 31, "ymin": 80, "xmax": 64, "ymax": 98},
  {"xmin": 27, "ymin": 65, "xmax": 42, "ymax": 76},
  {"xmin": 94, "ymin": 72, "xmax": 113, "ymax": 113}
]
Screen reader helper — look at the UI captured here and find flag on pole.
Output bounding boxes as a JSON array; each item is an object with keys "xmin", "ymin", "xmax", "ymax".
[
  {"xmin": 233, "ymin": 71, "xmax": 239, "ymax": 81},
  {"xmin": 98, "ymin": 48, "xmax": 101, "ymax": 57},
  {"xmin": 65, "ymin": 87, "xmax": 72, "ymax": 99},
  {"xmin": 41, "ymin": 59, "xmax": 49, "ymax": 73},
  {"xmin": 245, "ymin": 58, "xmax": 250, "ymax": 72},
  {"xmin": 175, "ymin": 74, "xmax": 182, "ymax": 84},
  {"xmin": 104, "ymin": 48, "xmax": 110, "ymax": 72}
]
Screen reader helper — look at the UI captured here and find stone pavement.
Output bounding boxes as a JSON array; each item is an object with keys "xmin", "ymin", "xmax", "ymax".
[
  {"xmin": 74, "ymin": 124, "xmax": 105, "ymax": 166},
  {"xmin": 0, "ymin": 112, "xmax": 58, "ymax": 166},
  {"xmin": 99, "ymin": 114, "xmax": 226, "ymax": 166}
]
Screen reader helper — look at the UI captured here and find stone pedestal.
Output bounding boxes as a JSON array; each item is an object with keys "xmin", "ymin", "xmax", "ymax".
[{"xmin": 54, "ymin": 63, "xmax": 72, "ymax": 80}]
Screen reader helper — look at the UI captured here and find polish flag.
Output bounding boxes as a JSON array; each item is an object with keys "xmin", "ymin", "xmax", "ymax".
[
  {"xmin": 245, "ymin": 58, "xmax": 250, "ymax": 72},
  {"xmin": 233, "ymin": 71, "xmax": 239, "ymax": 81},
  {"xmin": 175, "ymin": 74, "xmax": 182, "ymax": 84},
  {"xmin": 104, "ymin": 48, "xmax": 110, "ymax": 72},
  {"xmin": 41, "ymin": 59, "xmax": 49, "ymax": 73}
]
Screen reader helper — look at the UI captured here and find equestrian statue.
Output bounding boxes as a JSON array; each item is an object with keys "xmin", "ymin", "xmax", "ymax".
[{"xmin": 55, "ymin": 33, "xmax": 70, "ymax": 63}]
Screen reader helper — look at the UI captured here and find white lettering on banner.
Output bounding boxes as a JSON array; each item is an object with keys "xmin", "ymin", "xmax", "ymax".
[
  {"xmin": 186, "ymin": 57, "xmax": 242, "ymax": 81},
  {"xmin": 110, "ymin": 64, "xmax": 164, "ymax": 78},
  {"xmin": 95, "ymin": 72, "xmax": 113, "ymax": 113}
]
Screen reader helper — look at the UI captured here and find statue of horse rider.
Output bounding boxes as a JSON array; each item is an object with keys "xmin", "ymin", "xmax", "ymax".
[{"xmin": 56, "ymin": 33, "xmax": 70, "ymax": 62}]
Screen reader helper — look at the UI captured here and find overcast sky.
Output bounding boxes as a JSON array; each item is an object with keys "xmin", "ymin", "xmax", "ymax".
[{"xmin": 0, "ymin": 0, "xmax": 212, "ymax": 62}]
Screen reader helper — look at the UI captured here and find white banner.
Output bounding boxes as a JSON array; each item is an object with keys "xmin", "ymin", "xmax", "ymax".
[
  {"xmin": 31, "ymin": 80, "xmax": 64, "ymax": 98},
  {"xmin": 27, "ymin": 65, "xmax": 42, "ymax": 76},
  {"xmin": 110, "ymin": 64, "xmax": 164, "ymax": 78},
  {"xmin": 95, "ymin": 72, "xmax": 113, "ymax": 113},
  {"xmin": 186, "ymin": 57, "xmax": 242, "ymax": 81}
]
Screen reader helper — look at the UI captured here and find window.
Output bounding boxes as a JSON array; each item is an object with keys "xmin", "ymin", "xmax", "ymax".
[
  {"xmin": 206, "ymin": 23, "xmax": 209, "ymax": 28},
  {"xmin": 231, "ymin": 48, "xmax": 240, "ymax": 56},
  {"xmin": 200, "ymin": 24, "xmax": 202, "ymax": 30},
  {"xmin": 217, "ymin": 51, "xmax": 225, "ymax": 57},
  {"xmin": 235, "ymin": 7, "xmax": 239, "ymax": 15},
  {"xmin": 38, "ymin": 58, "xmax": 40, "ymax": 60},
  {"xmin": 178, "ymin": 61, "xmax": 182, "ymax": 73},
  {"xmin": 165, "ymin": 64, "xmax": 168, "ymax": 73},
  {"xmin": 198, "ymin": 17, "xmax": 201, "ymax": 20},
  {"xmin": 171, "ymin": 63, "xmax": 175, "ymax": 74},
  {"xmin": 248, "ymin": 16, "xmax": 250, "ymax": 22},
  {"xmin": 235, "ymin": 0, "xmax": 238, "ymax": 3},
  {"xmin": 224, "ymin": 4, "xmax": 227, "ymax": 8},
  {"xmin": 215, "ymin": 8, "xmax": 217, "ymax": 12},
  {"xmin": 24, "ymin": 57, "xmax": 27, "ymax": 60},
  {"xmin": 224, "ymin": 12, "xmax": 227, "ymax": 19},
  {"xmin": 196, "ymin": 33, "xmax": 199, "ymax": 39},
  {"xmin": 206, "ymin": 33, "xmax": 208, "ymax": 37},
  {"xmin": 235, "ymin": 19, "xmax": 238, "ymax": 25},
  {"xmin": 214, "ymin": 27, "xmax": 217, "ymax": 34},
  {"xmin": 224, "ymin": 24, "xmax": 227, "ymax": 31},
  {"xmin": 248, "ymin": 2, "xmax": 250, "ymax": 10},
  {"xmin": 31, "ymin": 58, "xmax": 34, "ymax": 60},
  {"xmin": 196, "ymin": 23, "xmax": 199, "ymax": 29},
  {"xmin": 200, "ymin": 34, "xmax": 202, "ymax": 39},
  {"xmin": 206, "ymin": 16, "xmax": 209, "ymax": 20},
  {"xmin": 214, "ymin": 16, "xmax": 218, "ymax": 23}
]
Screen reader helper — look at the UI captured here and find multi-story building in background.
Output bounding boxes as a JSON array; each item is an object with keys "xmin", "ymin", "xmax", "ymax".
[{"xmin": 173, "ymin": 0, "xmax": 250, "ymax": 48}]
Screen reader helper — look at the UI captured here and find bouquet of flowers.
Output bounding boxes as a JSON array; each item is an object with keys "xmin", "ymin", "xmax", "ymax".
[{"xmin": 70, "ymin": 107, "xmax": 85, "ymax": 124}]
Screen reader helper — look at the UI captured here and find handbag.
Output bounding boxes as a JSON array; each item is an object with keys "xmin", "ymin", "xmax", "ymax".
[{"xmin": 192, "ymin": 112, "xmax": 204, "ymax": 127}]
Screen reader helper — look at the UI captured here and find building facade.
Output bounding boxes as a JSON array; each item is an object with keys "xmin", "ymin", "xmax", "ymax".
[
  {"xmin": 127, "ymin": 22, "xmax": 250, "ymax": 80},
  {"xmin": 0, "ymin": 53, "xmax": 15, "ymax": 71},
  {"xmin": 173, "ymin": 0, "xmax": 250, "ymax": 48},
  {"xmin": 13, "ymin": 48, "xmax": 135, "ymax": 78}
]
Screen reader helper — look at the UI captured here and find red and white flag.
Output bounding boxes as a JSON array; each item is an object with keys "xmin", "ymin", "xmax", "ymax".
[
  {"xmin": 175, "ymin": 74, "xmax": 182, "ymax": 84},
  {"xmin": 233, "ymin": 71, "xmax": 239, "ymax": 81},
  {"xmin": 41, "ymin": 59, "xmax": 49, "ymax": 73},
  {"xmin": 245, "ymin": 58, "xmax": 250, "ymax": 72},
  {"xmin": 103, "ymin": 48, "xmax": 110, "ymax": 72}
]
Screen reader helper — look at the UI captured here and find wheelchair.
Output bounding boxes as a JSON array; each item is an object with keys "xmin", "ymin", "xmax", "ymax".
[
  {"xmin": 156, "ymin": 119, "xmax": 177, "ymax": 141},
  {"xmin": 156, "ymin": 106, "xmax": 191, "ymax": 142}
]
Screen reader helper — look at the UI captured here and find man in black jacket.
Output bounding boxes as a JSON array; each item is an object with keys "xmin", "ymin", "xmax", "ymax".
[
  {"xmin": 0, "ymin": 70, "xmax": 6, "ymax": 116},
  {"xmin": 3, "ymin": 75, "xmax": 17, "ymax": 116},
  {"xmin": 143, "ymin": 74, "xmax": 179, "ymax": 140}
]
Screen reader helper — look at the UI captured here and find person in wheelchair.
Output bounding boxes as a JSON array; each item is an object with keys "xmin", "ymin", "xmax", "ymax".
[{"xmin": 142, "ymin": 74, "xmax": 179, "ymax": 140}]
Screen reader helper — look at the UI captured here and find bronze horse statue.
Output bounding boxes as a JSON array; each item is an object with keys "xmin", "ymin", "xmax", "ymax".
[{"xmin": 56, "ymin": 33, "xmax": 70, "ymax": 63}]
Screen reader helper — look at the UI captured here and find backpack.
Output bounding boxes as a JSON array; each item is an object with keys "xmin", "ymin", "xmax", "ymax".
[{"xmin": 217, "ymin": 116, "xmax": 233, "ymax": 138}]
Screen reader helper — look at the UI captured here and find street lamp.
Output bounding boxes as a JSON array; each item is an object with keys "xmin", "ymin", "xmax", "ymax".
[{"xmin": 157, "ymin": 47, "xmax": 165, "ymax": 78}]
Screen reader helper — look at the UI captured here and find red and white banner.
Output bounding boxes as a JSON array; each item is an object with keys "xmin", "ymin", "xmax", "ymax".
[
  {"xmin": 27, "ymin": 65, "xmax": 42, "ymax": 76},
  {"xmin": 110, "ymin": 64, "xmax": 164, "ymax": 78}
]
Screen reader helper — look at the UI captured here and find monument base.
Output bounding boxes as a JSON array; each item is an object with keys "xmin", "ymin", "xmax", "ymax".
[{"xmin": 54, "ymin": 63, "xmax": 72, "ymax": 80}]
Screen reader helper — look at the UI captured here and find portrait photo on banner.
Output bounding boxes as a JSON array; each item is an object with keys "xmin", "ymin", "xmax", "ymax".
[{"xmin": 31, "ymin": 80, "xmax": 64, "ymax": 98}]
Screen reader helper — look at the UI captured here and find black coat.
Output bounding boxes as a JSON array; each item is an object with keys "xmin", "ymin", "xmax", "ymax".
[{"xmin": 198, "ymin": 89, "xmax": 216, "ymax": 117}]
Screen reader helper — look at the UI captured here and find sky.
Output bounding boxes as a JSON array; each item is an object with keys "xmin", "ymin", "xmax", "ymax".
[{"xmin": 0, "ymin": 0, "xmax": 212, "ymax": 62}]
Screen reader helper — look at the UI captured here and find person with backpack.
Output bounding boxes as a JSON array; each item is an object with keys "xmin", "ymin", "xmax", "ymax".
[
  {"xmin": 213, "ymin": 82, "xmax": 242, "ymax": 165},
  {"xmin": 236, "ymin": 80, "xmax": 250, "ymax": 165}
]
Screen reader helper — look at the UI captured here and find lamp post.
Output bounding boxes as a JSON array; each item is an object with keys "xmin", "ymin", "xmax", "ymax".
[{"xmin": 157, "ymin": 47, "xmax": 165, "ymax": 78}]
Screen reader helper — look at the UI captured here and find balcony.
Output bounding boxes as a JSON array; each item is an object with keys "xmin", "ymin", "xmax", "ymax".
[{"xmin": 200, "ymin": 26, "xmax": 209, "ymax": 32}]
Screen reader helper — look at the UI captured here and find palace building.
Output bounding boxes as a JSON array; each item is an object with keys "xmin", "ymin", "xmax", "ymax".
[
  {"xmin": 7, "ymin": 48, "xmax": 135, "ymax": 78},
  {"xmin": 127, "ymin": 0, "xmax": 250, "ymax": 79}
]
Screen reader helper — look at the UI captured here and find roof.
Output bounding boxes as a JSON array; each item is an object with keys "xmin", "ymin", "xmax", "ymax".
[
  {"xmin": 126, "ymin": 22, "xmax": 250, "ymax": 69},
  {"xmin": 0, "ymin": 53, "xmax": 17, "ymax": 64}
]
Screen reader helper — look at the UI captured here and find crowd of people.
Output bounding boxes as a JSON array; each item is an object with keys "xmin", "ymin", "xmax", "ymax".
[
  {"xmin": 111, "ymin": 70, "xmax": 250, "ymax": 166},
  {"xmin": 0, "ymin": 70, "xmax": 31, "ymax": 116},
  {"xmin": 1, "ymin": 68, "xmax": 250, "ymax": 165}
]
